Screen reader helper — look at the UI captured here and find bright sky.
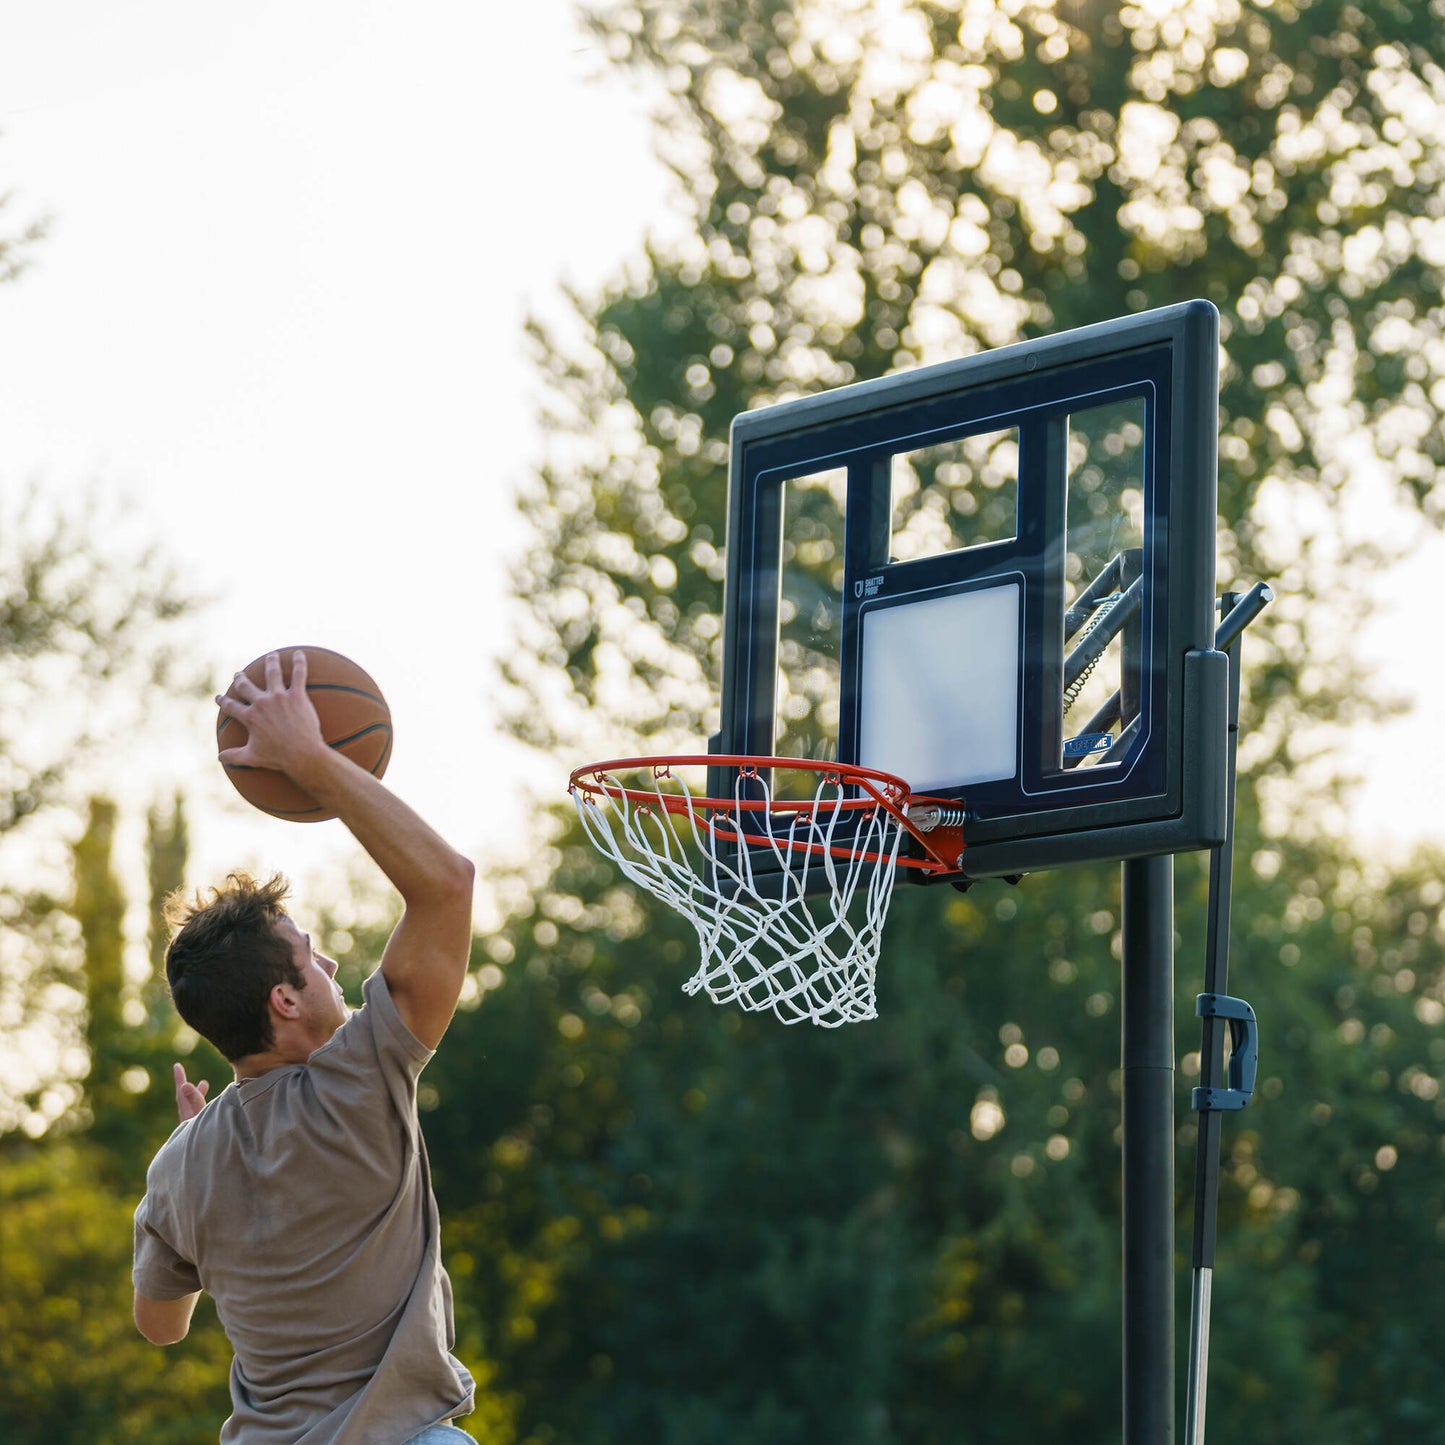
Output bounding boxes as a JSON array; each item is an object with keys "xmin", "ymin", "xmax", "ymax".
[
  {"xmin": 1, "ymin": 0, "xmax": 1442, "ymax": 946},
  {"xmin": 0, "ymin": 0, "xmax": 672, "ymax": 924}
]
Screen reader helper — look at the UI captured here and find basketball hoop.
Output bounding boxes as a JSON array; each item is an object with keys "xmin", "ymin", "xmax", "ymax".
[{"xmin": 568, "ymin": 755, "xmax": 964, "ymax": 1027}]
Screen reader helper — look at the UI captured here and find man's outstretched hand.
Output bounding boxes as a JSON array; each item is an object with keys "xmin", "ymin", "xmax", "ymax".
[
  {"xmin": 174, "ymin": 1062, "xmax": 210, "ymax": 1123},
  {"xmin": 215, "ymin": 649, "xmax": 329, "ymax": 778}
]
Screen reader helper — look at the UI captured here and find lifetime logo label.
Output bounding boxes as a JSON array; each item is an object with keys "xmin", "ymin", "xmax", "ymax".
[{"xmin": 1063, "ymin": 732, "xmax": 1114, "ymax": 757}]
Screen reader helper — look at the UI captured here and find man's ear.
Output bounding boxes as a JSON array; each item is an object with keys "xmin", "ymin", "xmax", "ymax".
[{"xmin": 270, "ymin": 982, "xmax": 302, "ymax": 1020}]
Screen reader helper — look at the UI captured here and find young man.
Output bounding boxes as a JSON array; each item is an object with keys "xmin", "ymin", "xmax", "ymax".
[{"xmin": 133, "ymin": 652, "xmax": 478, "ymax": 1444}]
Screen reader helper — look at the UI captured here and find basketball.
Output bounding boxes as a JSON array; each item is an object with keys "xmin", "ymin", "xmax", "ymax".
[{"xmin": 217, "ymin": 646, "xmax": 393, "ymax": 822}]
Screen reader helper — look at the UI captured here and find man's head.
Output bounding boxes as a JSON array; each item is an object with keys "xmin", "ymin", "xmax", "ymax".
[{"xmin": 165, "ymin": 872, "xmax": 346, "ymax": 1063}]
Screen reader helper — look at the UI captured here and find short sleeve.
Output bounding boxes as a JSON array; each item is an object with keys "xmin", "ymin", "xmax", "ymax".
[
  {"xmin": 133, "ymin": 1191, "xmax": 201, "ymax": 1300},
  {"xmin": 296, "ymin": 970, "xmax": 435, "ymax": 1135},
  {"xmin": 311, "ymin": 970, "xmax": 434, "ymax": 1080}
]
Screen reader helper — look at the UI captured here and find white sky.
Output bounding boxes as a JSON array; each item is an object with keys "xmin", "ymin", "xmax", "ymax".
[
  {"xmin": 1, "ymin": 0, "xmax": 1442, "ymax": 947},
  {"xmin": 0, "ymin": 0, "xmax": 673, "ymax": 923}
]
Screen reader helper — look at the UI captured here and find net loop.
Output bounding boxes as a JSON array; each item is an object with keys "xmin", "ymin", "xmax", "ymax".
[{"xmin": 569, "ymin": 756, "xmax": 917, "ymax": 1027}]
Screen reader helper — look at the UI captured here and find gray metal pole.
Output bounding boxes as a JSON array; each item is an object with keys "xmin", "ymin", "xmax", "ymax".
[
  {"xmin": 1121, "ymin": 852, "xmax": 1175, "ymax": 1445},
  {"xmin": 1185, "ymin": 583, "xmax": 1270, "ymax": 1441}
]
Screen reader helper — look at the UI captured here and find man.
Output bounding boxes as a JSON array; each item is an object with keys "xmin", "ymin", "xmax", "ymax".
[{"xmin": 133, "ymin": 651, "xmax": 477, "ymax": 1444}]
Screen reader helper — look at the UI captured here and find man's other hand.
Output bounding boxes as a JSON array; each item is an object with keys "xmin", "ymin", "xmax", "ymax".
[{"xmin": 174, "ymin": 1062, "xmax": 210, "ymax": 1122}]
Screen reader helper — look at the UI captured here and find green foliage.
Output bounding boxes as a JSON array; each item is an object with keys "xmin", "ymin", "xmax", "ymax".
[
  {"xmin": 74, "ymin": 800, "xmax": 128, "ymax": 1130},
  {"xmin": 0, "ymin": 792, "xmax": 237, "ymax": 1440},
  {"xmin": 482, "ymin": 1, "xmax": 1445, "ymax": 1438},
  {"xmin": 0, "ymin": 486, "xmax": 205, "ymax": 1132},
  {"xmin": 0, "ymin": 135, "xmax": 231, "ymax": 1436},
  {"xmin": 513, "ymin": 0, "xmax": 1445, "ymax": 786},
  {"xmin": 0, "ymin": 487, "xmax": 205, "ymax": 835},
  {"xmin": 0, "ymin": 168, "xmax": 46, "ymax": 288},
  {"xmin": 147, "ymin": 793, "xmax": 190, "ymax": 979},
  {"xmin": 11, "ymin": 4, "xmax": 1445, "ymax": 1439},
  {"xmin": 72, "ymin": 796, "xmax": 214, "ymax": 1190},
  {"xmin": 0, "ymin": 1141, "xmax": 230, "ymax": 1444},
  {"xmin": 417, "ymin": 805, "xmax": 1445, "ymax": 1440}
]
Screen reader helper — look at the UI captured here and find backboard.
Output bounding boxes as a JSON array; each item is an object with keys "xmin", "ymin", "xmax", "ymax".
[{"xmin": 713, "ymin": 299, "xmax": 1228, "ymax": 884}]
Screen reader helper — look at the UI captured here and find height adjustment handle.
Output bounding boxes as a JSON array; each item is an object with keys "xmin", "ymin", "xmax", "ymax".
[{"xmin": 1191, "ymin": 993, "xmax": 1258, "ymax": 1112}]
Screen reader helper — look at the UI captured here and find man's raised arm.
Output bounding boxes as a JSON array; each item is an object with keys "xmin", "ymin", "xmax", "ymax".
[{"xmin": 217, "ymin": 651, "xmax": 474, "ymax": 1048}]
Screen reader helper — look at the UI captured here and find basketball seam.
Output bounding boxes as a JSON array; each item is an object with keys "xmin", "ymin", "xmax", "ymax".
[
  {"xmin": 217, "ymin": 710, "xmax": 389, "ymax": 746},
  {"xmin": 221, "ymin": 725, "xmax": 391, "ymax": 770},
  {"xmin": 329, "ymin": 722, "xmax": 392, "ymax": 752},
  {"xmin": 220, "ymin": 725, "xmax": 392, "ymax": 822},
  {"xmin": 301, "ymin": 684, "xmax": 386, "ymax": 703}
]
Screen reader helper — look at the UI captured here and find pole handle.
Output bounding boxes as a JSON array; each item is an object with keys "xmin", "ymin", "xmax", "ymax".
[{"xmin": 1192, "ymin": 993, "xmax": 1258, "ymax": 1111}]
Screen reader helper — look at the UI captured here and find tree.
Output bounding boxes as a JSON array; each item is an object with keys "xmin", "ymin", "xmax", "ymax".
[
  {"xmin": 147, "ymin": 793, "xmax": 190, "ymax": 982},
  {"xmin": 0, "ymin": 1140, "xmax": 232, "ymax": 1443},
  {"xmin": 1, "ymin": 157, "xmax": 200, "ymax": 1132},
  {"xmin": 510, "ymin": 0, "xmax": 1445, "ymax": 795},
  {"xmin": 67, "ymin": 794, "xmax": 211, "ymax": 1188},
  {"xmin": 74, "ymin": 800, "xmax": 128, "ymax": 1140},
  {"xmin": 0, "ymin": 488, "xmax": 203, "ymax": 832},
  {"xmin": 463, "ymin": 1, "xmax": 1445, "ymax": 1439},
  {"xmin": 0, "ymin": 490, "xmax": 205, "ymax": 1133},
  {"xmin": 0, "ymin": 145, "xmax": 227, "ymax": 1439},
  {"xmin": 0, "ymin": 162, "xmax": 46, "ymax": 287},
  {"xmin": 0, "ymin": 790, "xmax": 237, "ymax": 1443}
]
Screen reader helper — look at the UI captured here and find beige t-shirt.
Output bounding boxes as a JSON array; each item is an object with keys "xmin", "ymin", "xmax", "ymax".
[{"xmin": 133, "ymin": 970, "xmax": 475, "ymax": 1444}]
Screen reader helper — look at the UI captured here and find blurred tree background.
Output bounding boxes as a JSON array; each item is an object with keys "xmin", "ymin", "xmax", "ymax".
[{"xmin": 7, "ymin": 1, "xmax": 1445, "ymax": 1441}]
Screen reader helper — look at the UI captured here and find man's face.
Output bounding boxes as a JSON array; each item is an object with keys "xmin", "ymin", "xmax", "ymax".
[{"xmin": 274, "ymin": 916, "xmax": 350, "ymax": 1043}]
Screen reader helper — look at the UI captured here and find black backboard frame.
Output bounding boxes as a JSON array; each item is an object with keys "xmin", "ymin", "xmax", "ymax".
[{"xmin": 715, "ymin": 300, "xmax": 1227, "ymax": 884}]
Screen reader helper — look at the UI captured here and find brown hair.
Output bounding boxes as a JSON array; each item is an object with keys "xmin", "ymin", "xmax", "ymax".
[{"xmin": 164, "ymin": 872, "xmax": 303, "ymax": 1061}]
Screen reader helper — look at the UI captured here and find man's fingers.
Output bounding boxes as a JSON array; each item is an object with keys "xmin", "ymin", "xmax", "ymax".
[
  {"xmin": 173, "ymin": 1062, "xmax": 209, "ymax": 1095},
  {"xmin": 216, "ymin": 697, "xmax": 255, "ymax": 766},
  {"xmin": 174, "ymin": 1062, "xmax": 211, "ymax": 1121},
  {"xmin": 228, "ymin": 670, "xmax": 260, "ymax": 702},
  {"xmin": 221, "ymin": 652, "xmax": 307, "ymax": 711}
]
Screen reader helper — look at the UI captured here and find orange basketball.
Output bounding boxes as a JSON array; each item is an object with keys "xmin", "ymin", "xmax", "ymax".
[{"xmin": 217, "ymin": 646, "xmax": 392, "ymax": 822}]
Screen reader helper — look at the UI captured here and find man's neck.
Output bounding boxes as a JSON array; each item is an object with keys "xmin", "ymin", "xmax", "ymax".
[{"xmin": 231, "ymin": 1043, "xmax": 307, "ymax": 1082}]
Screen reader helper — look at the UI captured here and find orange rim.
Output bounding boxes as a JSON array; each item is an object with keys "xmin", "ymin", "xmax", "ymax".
[{"xmin": 569, "ymin": 755, "xmax": 964, "ymax": 873}]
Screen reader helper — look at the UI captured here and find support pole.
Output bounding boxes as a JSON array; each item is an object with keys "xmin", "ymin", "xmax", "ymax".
[
  {"xmin": 1121, "ymin": 852, "xmax": 1175, "ymax": 1445},
  {"xmin": 1185, "ymin": 585, "xmax": 1269, "ymax": 1442}
]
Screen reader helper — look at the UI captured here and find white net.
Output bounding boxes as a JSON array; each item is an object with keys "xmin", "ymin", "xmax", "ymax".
[{"xmin": 571, "ymin": 761, "xmax": 907, "ymax": 1027}]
